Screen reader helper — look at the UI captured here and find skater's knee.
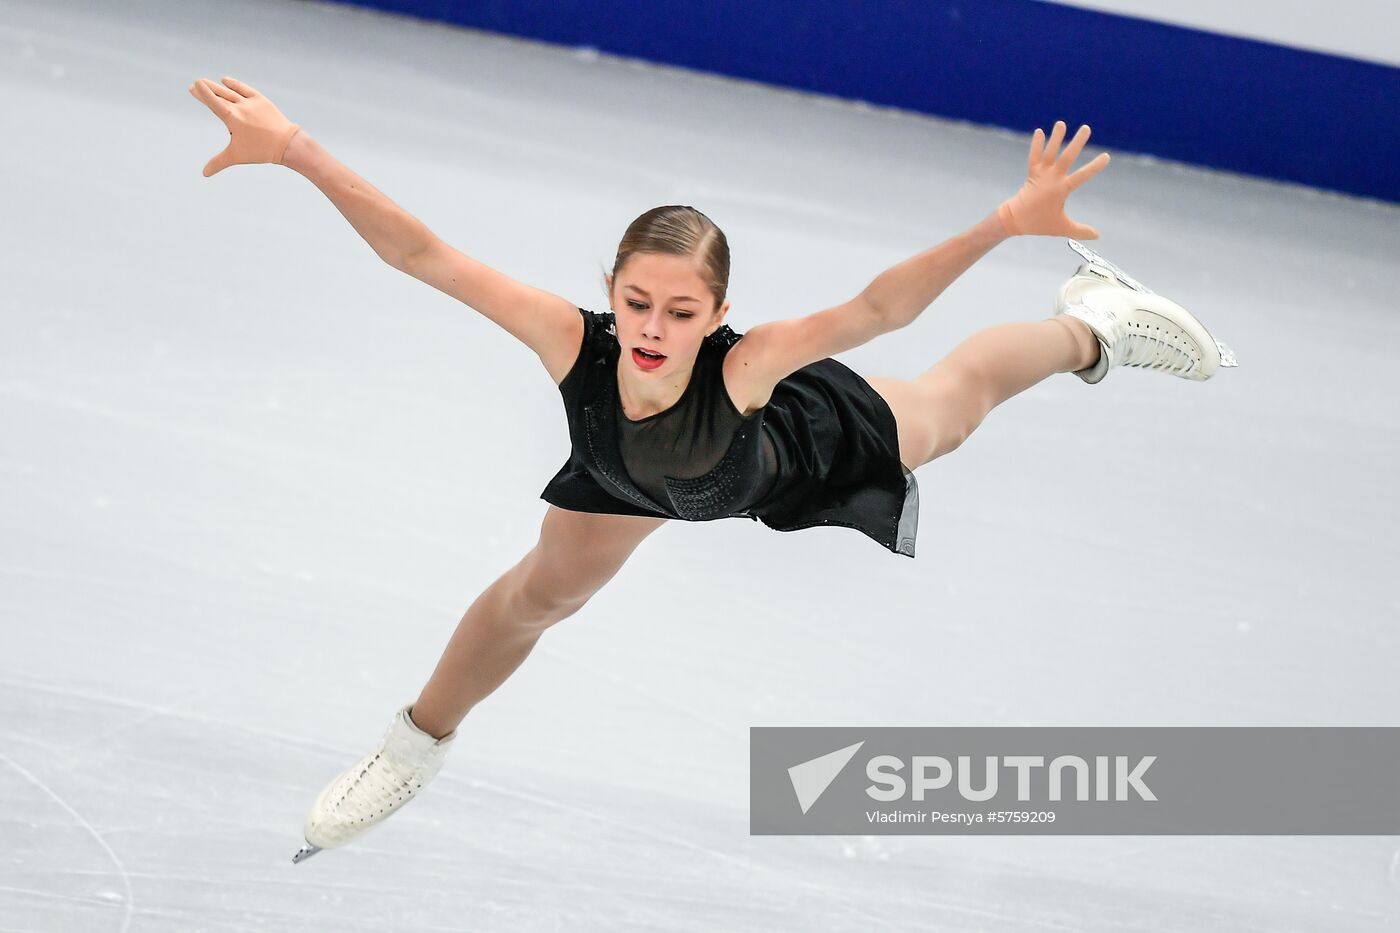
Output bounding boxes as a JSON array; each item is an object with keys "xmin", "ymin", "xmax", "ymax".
[
  {"xmin": 511, "ymin": 548, "xmax": 595, "ymax": 622},
  {"xmin": 925, "ymin": 420, "xmax": 974, "ymax": 462},
  {"xmin": 919, "ymin": 372, "xmax": 987, "ymax": 462}
]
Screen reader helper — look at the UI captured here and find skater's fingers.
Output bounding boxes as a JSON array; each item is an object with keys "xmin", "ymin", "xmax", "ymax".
[
  {"xmin": 221, "ymin": 76, "xmax": 259, "ymax": 98},
  {"xmin": 1042, "ymin": 120, "xmax": 1067, "ymax": 163},
  {"xmin": 1056, "ymin": 124, "xmax": 1092, "ymax": 171},
  {"xmin": 1028, "ymin": 127, "xmax": 1045, "ymax": 174},
  {"xmin": 203, "ymin": 146, "xmax": 233, "ymax": 177},
  {"xmin": 194, "ymin": 78, "xmax": 234, "ymax": 105},
  {"xmin": 189, "ymin": 79, "xmax": 232, "ymax": 120},
  {"xmin": 1067, "ymin": 152, "xmax": 1111, "ymax": 191},
  {"xmin": 203, "ymin": 78, "xmax": 241, "ymax": 105},
  {"xmin": 1074, "ymin": 222, "xmax": 1100, "ymax": 240}
]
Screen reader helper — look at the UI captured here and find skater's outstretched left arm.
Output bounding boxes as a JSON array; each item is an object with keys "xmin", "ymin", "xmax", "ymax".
[
  {"xmin": 729, "ymin": 121, "xmax": 1112, "ymax": 402},
  {"xmin": 188, "ymin": 75, "xmax": 444, "ymax": 267},
  {"xmin": 188, "ymin": 75, "xmax": 585, "ymax": 383}
]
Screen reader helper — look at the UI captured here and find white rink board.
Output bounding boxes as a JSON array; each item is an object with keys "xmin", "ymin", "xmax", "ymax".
[{"xmin": 1045, "ymin": 0, "xmax": 1399, "ymax": 65}]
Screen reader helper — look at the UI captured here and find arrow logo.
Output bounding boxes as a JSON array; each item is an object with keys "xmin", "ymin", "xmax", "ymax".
[{"xmin": 788, "ymin": 741, "xmax": 865, "ymax": 814}]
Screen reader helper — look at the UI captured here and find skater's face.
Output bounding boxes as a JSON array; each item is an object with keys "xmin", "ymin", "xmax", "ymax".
[{"xmin": 608, "ymin": 252, "xmax": 730, "ymax": 376}]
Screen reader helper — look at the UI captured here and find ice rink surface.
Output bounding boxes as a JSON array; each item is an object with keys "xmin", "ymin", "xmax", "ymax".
[{"xmin": 2, "ymin": 0, "xmax": 1399, "ymax": 929}]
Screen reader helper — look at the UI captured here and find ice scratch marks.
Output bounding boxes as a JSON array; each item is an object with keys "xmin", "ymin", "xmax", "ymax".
[
  {"xmin": 0, "ymin": 750, "xmax": 134, "ymax": 933},
  {"xmin": 537, "ymin": 644, "xmax": 742, "ymax": 740},
  {"xmin": 433, "ymin": 775, "xmax": 906, "ymax": 932}
]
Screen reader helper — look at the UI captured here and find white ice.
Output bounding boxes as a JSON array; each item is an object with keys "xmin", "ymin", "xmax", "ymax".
[{"xmin": 2, "ymin": 0, "xmax": 1399, "ymax": 930}]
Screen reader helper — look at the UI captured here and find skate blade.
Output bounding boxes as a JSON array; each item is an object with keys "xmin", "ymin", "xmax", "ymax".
[
  {"xmin": 1215, "ymin": 338, "xmax": 1238, "ymax": 367},
  {"xmin": 291, "ymin": 844, "xmax": 323, "ymax": 864},
  {"xmin": 1066, "ymin": 239, "xmax": 1153, "ymax": 294}
]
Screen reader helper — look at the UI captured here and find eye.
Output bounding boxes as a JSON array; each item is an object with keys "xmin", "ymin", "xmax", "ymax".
[{"xmin": 627, "ymin": 299, "xmax": 695, "ymax": 320}]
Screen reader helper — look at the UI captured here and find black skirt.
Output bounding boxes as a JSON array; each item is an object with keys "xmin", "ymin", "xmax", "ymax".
[
  {"xmin": 746, "ymin": 355, "xmax": 919, "ymax": 558},
  {"xmin": 540, "ymin": 307, "xmax": 919, "ymax": 558}
]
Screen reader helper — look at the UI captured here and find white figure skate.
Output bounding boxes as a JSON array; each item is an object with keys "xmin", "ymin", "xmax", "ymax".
[
  {"xmin": 292, "ymin": 704, "xmax": 456, "ymax": 864},
  {"xmin": 1053, "ymin": 239, "xmax": 1238, "ymax": 384}
]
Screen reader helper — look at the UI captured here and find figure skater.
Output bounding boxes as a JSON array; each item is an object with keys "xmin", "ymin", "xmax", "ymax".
[{"xmin": 186, "ymin": 76, "xmax": 1236, "ymax": 863}]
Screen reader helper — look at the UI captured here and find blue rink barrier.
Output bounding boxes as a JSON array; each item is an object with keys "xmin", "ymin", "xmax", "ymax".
[{"xmin": 325, "ymin": 0, "xmax": 1399, "ymax": 204}]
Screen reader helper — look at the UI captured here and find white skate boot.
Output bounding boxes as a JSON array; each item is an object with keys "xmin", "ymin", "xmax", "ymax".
[
  {"xmin": 1053, "ymin": 239, "xmax": 1238, "ymax": 384},
  {"xmin": 292, "ymin": 704, "xmax": 455, "ymax": 863}
]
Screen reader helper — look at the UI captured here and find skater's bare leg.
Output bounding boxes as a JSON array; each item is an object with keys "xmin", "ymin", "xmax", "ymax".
[
  {"xmin": 929, "ymin": 315, "xmax": 1099, "ymax": 406},
  {"xmin": 409, "ymin": 507, "xmax": 667, "ymax": 738},
  {"xmin": 866, "ymin": 315, "xmax": 1100, "ymax": 469}
]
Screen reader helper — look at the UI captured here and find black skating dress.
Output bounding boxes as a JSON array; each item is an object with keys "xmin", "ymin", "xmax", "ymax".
[{"xmin": 539, "ymin": 306, "xmax": 920, "ymax": 558}]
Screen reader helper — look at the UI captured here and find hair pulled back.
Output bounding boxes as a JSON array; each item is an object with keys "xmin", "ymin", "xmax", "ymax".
[{"xmin": 604, "ymin": 205, "xmax": 730, "ymax": 314}]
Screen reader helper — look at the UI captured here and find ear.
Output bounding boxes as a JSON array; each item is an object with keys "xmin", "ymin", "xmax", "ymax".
[{"xmin": 709, "ymin": 299, "xmax": 731, "ymax": 336}]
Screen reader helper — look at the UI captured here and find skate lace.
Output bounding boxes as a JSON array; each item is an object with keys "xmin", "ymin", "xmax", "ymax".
[
  {"xmin": 330, "ymin": 754, "xmax": 423, "ymax": 824},
  {"xmin": 332, "ymin": 733, "xmax": 441, "ymax": 822},
  {"xmin": 1112, "ymin": 317, "xmax": 1198, "ymax": 377}
]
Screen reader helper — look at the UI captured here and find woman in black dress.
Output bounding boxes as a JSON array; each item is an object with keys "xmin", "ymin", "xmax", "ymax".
[{"xmin": 187, "ymin": 76, "xmax": 1232, "ymax": 861}]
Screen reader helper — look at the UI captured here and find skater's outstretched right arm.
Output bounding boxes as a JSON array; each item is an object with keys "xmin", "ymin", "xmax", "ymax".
[{"xmin": 189, "ymin": 76, "xmax": 584, "ymax": 386}]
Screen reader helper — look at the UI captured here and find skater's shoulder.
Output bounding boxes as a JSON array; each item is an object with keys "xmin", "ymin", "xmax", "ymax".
[{"xmin": 544, "ymin": 306, "xmax": 619, "ymax": 390}]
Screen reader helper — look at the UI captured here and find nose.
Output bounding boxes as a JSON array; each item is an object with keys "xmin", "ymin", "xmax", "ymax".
[{"xmin": 642, "ymin": 310, "xmax": 666, "ymax": 340}]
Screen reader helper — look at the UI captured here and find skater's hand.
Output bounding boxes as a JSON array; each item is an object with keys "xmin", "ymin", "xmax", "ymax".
[
  {"xmin": 997, "ymin": 121, "xmax": 1110, "ymax": 239},
  {"xmin": 188, "ymin": 76, "xmax": 301, "ymax": 177}
]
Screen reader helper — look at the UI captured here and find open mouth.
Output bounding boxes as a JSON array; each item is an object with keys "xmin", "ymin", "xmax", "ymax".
[{"xmin": 632, "ymin": 347, "xmax": 667, "ymax": 369}]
